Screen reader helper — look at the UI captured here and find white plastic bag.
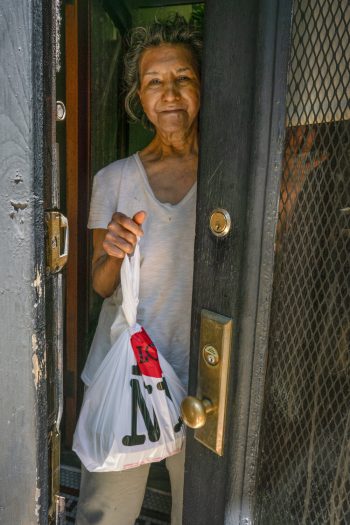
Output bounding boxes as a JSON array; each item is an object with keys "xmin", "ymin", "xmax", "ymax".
[{"xmin": 72, "ymin": 243, "xmax": 186, "ymax": 472}]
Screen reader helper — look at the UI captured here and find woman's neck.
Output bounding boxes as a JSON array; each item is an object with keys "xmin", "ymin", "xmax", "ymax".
[{"xmin": 141, "ymin": 123, "xmax": 199, "ymax": 161}]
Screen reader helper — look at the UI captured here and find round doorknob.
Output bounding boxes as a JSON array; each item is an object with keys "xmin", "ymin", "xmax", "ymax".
[{"xmin": 181, "ymin": 396, "xmax": 215, "ymax": 429}]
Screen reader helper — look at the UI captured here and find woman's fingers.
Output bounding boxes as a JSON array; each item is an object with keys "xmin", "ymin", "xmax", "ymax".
[
  {"xmin": 102, "ymin": 239, "xmax": 126, "ymax": 259},
  {"xmin": 104, "ymin": 211, "xmax": 147, "ymax": 258},
  {"xmin": 310, "ymin": 151, "xmax": 328, "ymax": 170},
  {"xmin": 104, "ymin": 227, "xmax": 136, "ymax": 258},
  {"xmin": 133, "ymin": 210, "xmax": 147, "ymax": 226},
  {"xmin": 107, "ymin": 222, "xmax": 137, "ymax": 244},
  {"xmin": 103, "ymin": 236, "xmax": 134, "ymax": 258},
  {"xmin": 286, "ymin": 125, "xmax": 316, "ymax": 155},
  {"xmin": 111, "ymin": 212, "xmax": 145, "ymax": 237}
]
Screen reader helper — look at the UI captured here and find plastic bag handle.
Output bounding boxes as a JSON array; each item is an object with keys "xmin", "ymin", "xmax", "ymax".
[{"xmin": 120, "ymin": 240, "xmax": 140, "ymax": 327}]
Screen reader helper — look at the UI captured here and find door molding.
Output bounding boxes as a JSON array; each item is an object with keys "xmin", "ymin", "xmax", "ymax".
[{"xmin": 64, "ymin": 0, "xmax": 92, "ymax": 446}]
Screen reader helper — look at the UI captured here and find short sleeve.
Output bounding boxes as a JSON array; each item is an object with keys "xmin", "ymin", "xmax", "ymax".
[{"xmin": 87, "ymin": 161, "xmax": 123, "ymax": 229}]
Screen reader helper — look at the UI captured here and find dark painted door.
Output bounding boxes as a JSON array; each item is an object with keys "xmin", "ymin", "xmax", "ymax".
[
  {"xmin": 183, "ymin": 0, "xmax": 350, "ymax": 524},
  {"xmin": 182, "ymin": 0, "xmax": 293, "ymax": 522}
]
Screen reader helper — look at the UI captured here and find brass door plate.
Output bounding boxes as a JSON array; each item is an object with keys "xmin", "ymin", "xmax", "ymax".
[{"xmin": 195, "ymin": 309, "xmax": 233, "ymax": 455}]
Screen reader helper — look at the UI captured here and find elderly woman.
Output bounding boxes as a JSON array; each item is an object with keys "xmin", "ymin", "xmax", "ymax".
[{"xmin": 75, "ymin": 15, "xmax": 202, "ymax": 525}]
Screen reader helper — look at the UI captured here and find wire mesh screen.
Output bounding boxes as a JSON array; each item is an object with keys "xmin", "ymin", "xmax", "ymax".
[{"xmin": 255, "ymin": 1, "xmax": 350, "ymax": 523}]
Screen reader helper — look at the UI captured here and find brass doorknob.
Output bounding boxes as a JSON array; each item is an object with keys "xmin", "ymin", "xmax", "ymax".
[{"xmin": 181, "ymin": 396, "xmax": 215, "ymax": 429}]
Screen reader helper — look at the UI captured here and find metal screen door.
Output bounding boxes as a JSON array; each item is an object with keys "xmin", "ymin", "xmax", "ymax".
[{"xmin": 255, "ymin": 1, "xmax": 350, "ymax": 524}]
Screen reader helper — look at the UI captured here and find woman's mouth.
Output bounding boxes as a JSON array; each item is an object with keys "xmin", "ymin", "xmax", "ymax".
[{"xmin": 160, "ymin": 108, "xmax": 185, "ymax": 113}]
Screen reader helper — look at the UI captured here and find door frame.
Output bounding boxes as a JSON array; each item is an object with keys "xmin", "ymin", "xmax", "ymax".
[
  {"xmin": 184, "ymin": 0, "xmax": 293, "ymax": 523},
  {"xmin": 64, "ymin": 0, "xmax": 91, "ymax": 447}
]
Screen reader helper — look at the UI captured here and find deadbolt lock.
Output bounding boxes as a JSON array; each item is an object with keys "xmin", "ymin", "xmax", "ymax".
[
  {"xmin": 181, "ymin": 310, "xmax": 232, "ymax": 455},
  {"xmin": 202, "ymin": 344, "xmax": 220, "ymax": 367},
  {"xmin": 209, "ymin": 208, "xmax": 231, "ymax": 237}
]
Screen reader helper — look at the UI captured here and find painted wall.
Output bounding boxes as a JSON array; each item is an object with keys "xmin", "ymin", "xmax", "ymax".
[{"xmin": 0, "ymin": 1, "xmax": 46, "ymax": 523}]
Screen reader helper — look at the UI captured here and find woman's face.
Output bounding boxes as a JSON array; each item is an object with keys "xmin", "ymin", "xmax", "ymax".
[{"xmin": 138, "ymin": 44, "xmax": 200, "ymax": 136}]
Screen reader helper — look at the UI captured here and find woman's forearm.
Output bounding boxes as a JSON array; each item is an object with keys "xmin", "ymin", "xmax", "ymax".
[{"xmin": 92, "ymin": 254, "xmax": 123, "ymax": 298}]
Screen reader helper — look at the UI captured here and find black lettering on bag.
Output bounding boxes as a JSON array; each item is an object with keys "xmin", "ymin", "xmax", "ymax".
[
  {"xmin": 157, "ymin": 378, "xmax": 183, "ymax": 434},
  {"xmin": 143, "ymin": 383, "xmax": 153, "ymax": 394},
  {"xmin": 122, "ymin": 378, "xmax": 161, "ymax": 446},
  {"xmin": 131, "ymin": 365, "xmax": 141, "ymax": 376},
  {"xmin": 136, "ymin": 343, "xmax": 158, "ymax": 363},
  {"xmin": 157, "ymin": 378, "xmax": 171, "ymax": 400},
  {"xmin": 174, "ymin": 417, "xmax": 183, "ymax": 433}
]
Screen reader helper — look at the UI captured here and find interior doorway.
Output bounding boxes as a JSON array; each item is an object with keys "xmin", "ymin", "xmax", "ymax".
[
  {"xmin": 59, "ymin": 2, "xmax": 204, "ymax": 522},
  {"xmin": 48, "ymin": 0, "xmax": 350, "ymax": 523}
]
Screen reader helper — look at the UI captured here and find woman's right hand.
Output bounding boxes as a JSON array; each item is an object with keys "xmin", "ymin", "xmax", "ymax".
[
  {"xmin": 103, "ymin": 210, "xmax": 147, "ymax": 259},
  {"xmin": 91, "ymin": 210, "xmax": 146, "ymax": 297}
]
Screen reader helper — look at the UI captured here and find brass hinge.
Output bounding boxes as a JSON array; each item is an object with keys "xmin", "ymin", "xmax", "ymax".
[
  {"xmin": 48, "ymin": 429, "xmax": 66, "ymax": 524},
  {"xmin": 45, "ymin": 211, "xmax": 69, "ymax": 274},
  {"xmin": 55, "ymin": 495, "xmax": 65, "ymax": 524}
]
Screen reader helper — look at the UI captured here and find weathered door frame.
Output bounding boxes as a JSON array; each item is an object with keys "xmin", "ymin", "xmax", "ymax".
[
  {"xmin": 184, "ymin": 0, "xmax": 293, "ymax": 523},
  {"xmin": 0, "ymin": 0, "xmax": 59, "ymax": 522}
]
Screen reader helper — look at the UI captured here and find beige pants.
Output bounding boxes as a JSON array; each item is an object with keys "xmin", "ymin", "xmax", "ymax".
[{"xmin": 75, "ymin": 448, "xmax": 185, "ymax": 525}]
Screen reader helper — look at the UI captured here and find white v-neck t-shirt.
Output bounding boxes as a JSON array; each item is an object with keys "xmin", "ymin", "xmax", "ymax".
[{"xmin": 81, "ymin": 153, "xmax": 196, "ymax": 389}]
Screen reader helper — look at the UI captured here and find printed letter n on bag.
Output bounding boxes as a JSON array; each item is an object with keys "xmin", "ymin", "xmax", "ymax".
[{"xmin": 122, "ymin": 328, "xmax": 162, "ymax": 447}]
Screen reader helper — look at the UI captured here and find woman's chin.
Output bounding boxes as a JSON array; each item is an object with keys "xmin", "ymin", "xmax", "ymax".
[{"xmin": 155, "ymin": 112, "xmax": 190, "ymax": 133}]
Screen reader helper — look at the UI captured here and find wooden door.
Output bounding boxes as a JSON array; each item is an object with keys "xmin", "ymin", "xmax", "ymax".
[
  {"xmin": 184, "ymin": 0, "xmax": 350, "ymax": 523},
  {"xmin": 183, "ymin": 0, "xmax": 293, "ymax": 523}
]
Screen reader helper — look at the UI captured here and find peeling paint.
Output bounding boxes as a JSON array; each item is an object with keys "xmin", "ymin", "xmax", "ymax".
[
  {"xmin": 31, "ymin": 334, "xmax": 45, "ymax": 388},
  {"xmin": 32, "ymin": 334, "xmax": 38, "ymax": 351},
  {"xmin": 10, "ymin": 200, "xmax": 28, "ymax": 211},
  {"xmin": 32, "ymin": 267, "xmax": 43, "ymax": 299},
  {"xmin": 32, "ymin": 334, "xmax": 40, "ymax": 387},
  {"xmin": 32, "ymin": 333, "xmax": 46, "ymax": 389},
  {"xmin": 35, "ymin": 487, "xmax": 41, "ymax": 518},
  {"xmin": 32, "ymin": 353, "xmax": 40, "ymax": 386},
  {"xmin": 14, "ymin": 170, "xmax": 23, "ymax": 184}
]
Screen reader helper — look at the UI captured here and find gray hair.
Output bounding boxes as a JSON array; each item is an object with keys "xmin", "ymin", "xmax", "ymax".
[{"xmin": 124, "ymin": 14, "xmax": 203, "ymax": 130}]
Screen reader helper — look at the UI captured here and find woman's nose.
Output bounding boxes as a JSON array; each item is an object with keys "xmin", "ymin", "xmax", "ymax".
[{"xmin": 162, "ymin": 81, "xmax": 180, "ymax": 101}]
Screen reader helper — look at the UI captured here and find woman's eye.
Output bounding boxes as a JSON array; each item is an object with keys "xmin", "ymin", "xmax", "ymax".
[
  {"xmin": 177, "ymin": 76, "xmax": 190, "ymax": 82},
  {"xmin": 149, "ymin": 79, "xmax": 161, "ymax": 86}
]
